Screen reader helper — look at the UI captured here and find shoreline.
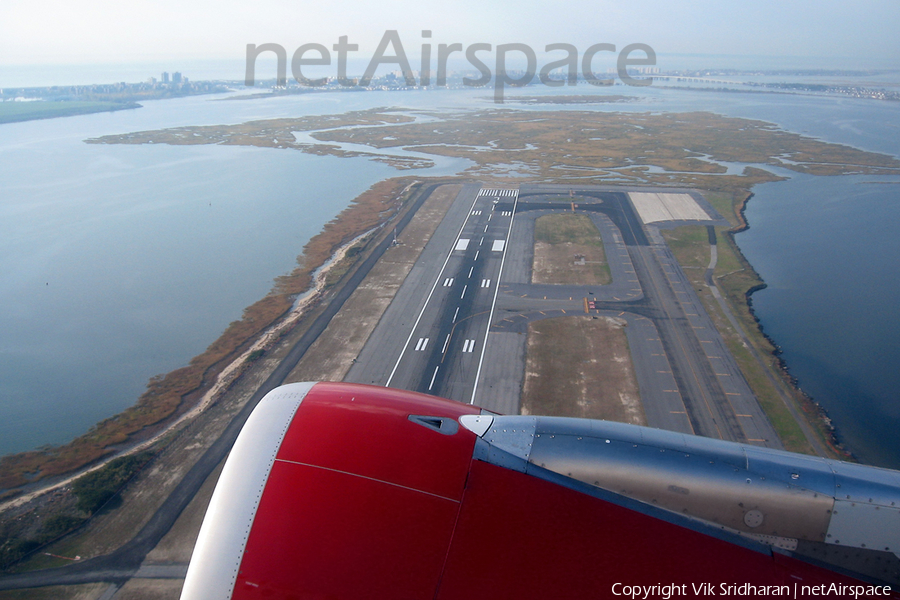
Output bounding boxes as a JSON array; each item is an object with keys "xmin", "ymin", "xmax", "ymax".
[
  {"xmin": 728, "ymin": 190, "xmax": 847, "ymax": 457},
  {"xmin": 0, "ymin": 176, "xmax": 853, "ymax": 503},
  {"xmin": 0, "ymin": 177, "xmax": 418, "ymax": 498},
  {"xmin": 0, "ymin": 225, "xmax": 386, "ymax": 514}
]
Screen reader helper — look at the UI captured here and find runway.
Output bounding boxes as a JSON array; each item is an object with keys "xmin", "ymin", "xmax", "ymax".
[
  {"xmin": 349, "ymin": 186, "xmax": 518, "ymax": 403},
  {"xmin": 347, "ymin": 183, "xmax": 782, "ymax": 449}
]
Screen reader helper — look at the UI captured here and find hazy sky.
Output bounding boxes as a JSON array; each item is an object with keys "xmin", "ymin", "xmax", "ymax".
[{"xmin": 2, "ymin": 0, "xmax": 899, "ymax": 68}]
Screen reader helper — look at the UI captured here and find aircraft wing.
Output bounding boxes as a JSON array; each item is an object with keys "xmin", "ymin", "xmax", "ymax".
[{"xmin": 181, "ymin": 382, "xmax": 900, "ymax": 599}]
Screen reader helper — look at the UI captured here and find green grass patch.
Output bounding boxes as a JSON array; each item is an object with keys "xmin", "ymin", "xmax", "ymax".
[
  {"xmin": 533, "ymin": 213, "xmax": 611, "ymax": 285},
  {"xmin": 534, "ymin": 212, "xmax": 604, "ymax": 246},
  {"xmin": 71, "ymin": 452, "xmax": 154, "ymax": 515},
  {"xmin": 702, "ymin": 191, "xmax": 743, "ymax": 228}
]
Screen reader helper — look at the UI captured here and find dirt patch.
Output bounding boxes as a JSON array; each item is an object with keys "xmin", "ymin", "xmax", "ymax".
[
  {"xmin": 532, "ymin": 213, "xmax": 610, "ymax": 285},
  {"xmin": 521, "ymin": 316, "xmax": 645, "ymax": 424}
]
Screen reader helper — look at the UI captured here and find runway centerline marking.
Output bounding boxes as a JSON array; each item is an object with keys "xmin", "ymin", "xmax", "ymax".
[
  {"xmin": 472, "ymin": 190, "xmax": 518, "ymax": 404},
  {"xmin": 385, "ymin": 188, "xmax": 482, "ymax": 387},
  {"xmin": 428, "ymin": 366, "xmax": 440, "ymax": 391}
]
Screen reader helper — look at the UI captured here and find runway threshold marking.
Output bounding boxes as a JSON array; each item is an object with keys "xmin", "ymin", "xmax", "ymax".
[
  {"xmin": 472, "ymin": 189, "xmax": 519, "ymax": 404},
  {"xmin": 385, "ymin": 188, "xmax": 483, "ymax": 387},
  {"xmin": 415, "ymin": 338, "xmax": 429, "ymax": 351}
]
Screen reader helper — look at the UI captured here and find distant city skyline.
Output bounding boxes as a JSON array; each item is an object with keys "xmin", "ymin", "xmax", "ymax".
[{"xmin": 2, "ymin": 0, "xmax": 898, "ymax": 72}]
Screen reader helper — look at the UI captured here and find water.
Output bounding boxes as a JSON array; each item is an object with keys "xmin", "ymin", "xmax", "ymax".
[
  {"xmin": 737, "ymin": 174, "xmax": 900, "ymax": 467},
  {"xmin": 0, "ymin": 91, "xmax": 470, "ymax": 455},
  {"xmin": 1, "ymin": 80, "xmax": 899, "ymax": 468}
]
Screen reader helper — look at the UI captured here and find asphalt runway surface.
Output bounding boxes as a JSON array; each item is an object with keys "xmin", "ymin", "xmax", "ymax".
[{"xmin": 349, "ymin": 183, "xmax": 781, "ymax": 449}]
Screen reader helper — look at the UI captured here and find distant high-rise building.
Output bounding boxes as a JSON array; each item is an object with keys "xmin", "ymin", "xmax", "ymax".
[
  {"xmin": 162, "ymin": 72, "xmax": 170, "ymax": 83},
  {"xmin": 172, "ymin": 72, "xmax": 182, "ymax": 84}
]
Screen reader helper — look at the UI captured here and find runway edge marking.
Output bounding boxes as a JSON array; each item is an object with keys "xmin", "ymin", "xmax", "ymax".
[{"xmin": 471, "ymin": 189, "xmax": 519, "ymax": 404}]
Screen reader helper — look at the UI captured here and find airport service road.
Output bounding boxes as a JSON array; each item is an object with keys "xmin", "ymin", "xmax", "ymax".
[{"xmin": 347, "ymin": 186, "xmax": 518, "ymax": 403}]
